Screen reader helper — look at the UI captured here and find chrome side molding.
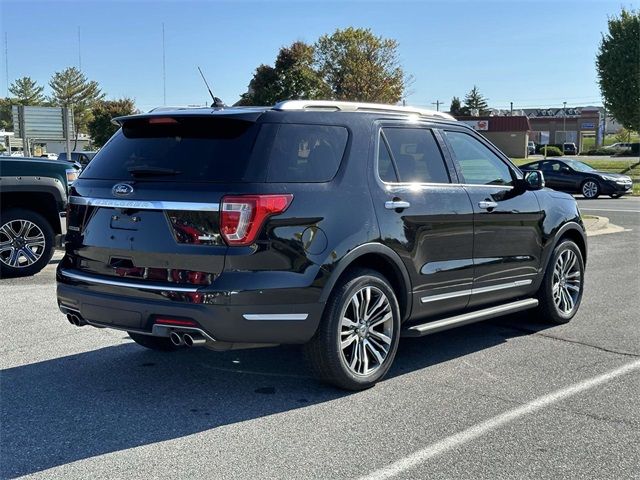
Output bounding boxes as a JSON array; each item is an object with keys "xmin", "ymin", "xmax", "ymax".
[{"xmin": 421, "ymin": 279, "xmax": 533, "ymax": 304}]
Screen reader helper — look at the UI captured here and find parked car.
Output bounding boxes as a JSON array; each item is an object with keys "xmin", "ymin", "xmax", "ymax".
[
  {"xmin": 40, "ymin": 153, "xmax": 59, "ymax": 160},
  {"xmin": 603, "ymin": 142, "xmax": 632, "ymax": 151},
  {"xmin": 563, "ymin": 142, "xmax": 578, "ymax": 155},
  {"xmin": 57, "ymin": 101, "xmax": 587, "ymax": 390},
  {"xmin": 520, "ymin": 158, "xmax": 633, "ymax": 198},
  {"xmin": 57, "ymin": 151, "xmax": 97, "ymax": 168},
  {"xmin": 0, "ymin": 156, "xmax": 79, "ymax": 277},
  {"xmin": 527, "ymin": 141, "xmax": 535, "ymax": 155}
]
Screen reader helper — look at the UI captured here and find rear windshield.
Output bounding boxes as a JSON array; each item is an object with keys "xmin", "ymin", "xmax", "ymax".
[{"xmin": 81, "ymin": 117, "xmax": 348, "ymax": 183}]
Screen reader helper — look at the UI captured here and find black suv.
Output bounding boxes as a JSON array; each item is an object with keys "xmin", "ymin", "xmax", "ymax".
[{"xmin": 56, "ymin": 101, "xmax": 587, "ymax": 390}]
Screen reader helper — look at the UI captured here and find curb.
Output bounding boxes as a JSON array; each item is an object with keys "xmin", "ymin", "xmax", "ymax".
[{"xmin": 583, "ymin": 215, "xmax": 626, "ymax": 237}]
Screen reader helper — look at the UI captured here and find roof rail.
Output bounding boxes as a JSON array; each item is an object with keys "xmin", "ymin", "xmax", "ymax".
[{"xmin": 272, "ymin": 100, "xmax": 456, "ymax": 121}]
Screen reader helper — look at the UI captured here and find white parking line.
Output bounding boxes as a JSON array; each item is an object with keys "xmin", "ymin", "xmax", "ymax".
[
  {"xmin": 580, "ymin": 208, "xmax": 640, "ymax": 213},
  {"xmin": 359, "ymin": 359, "xmax": 640, "ymax": 480}
]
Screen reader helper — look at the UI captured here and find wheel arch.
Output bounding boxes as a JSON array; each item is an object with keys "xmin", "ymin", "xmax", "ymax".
[
  {"xmin": 543, "ymin": 222, "xmax": 588, "ymax": 273},
  {"xmin": 1, "ymin": 190, "xmax": 63, "ymax": 234},
  {"xmin": 319, "ymin": 243, "xmax": 412, "ymax": 322}
]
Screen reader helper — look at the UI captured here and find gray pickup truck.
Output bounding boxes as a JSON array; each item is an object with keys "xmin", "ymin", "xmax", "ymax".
[{"xmin": 0, "ymin": 156, "xmax": 79, "ymax": 277}]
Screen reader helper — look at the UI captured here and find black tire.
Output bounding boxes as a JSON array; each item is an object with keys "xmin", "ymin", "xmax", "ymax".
[
  {"xmin": 128, "ymin": 332, "xmax": 182, "ymax": 351},
  {"xmin": 304, "ymin": 268, "xmax": 401, "ymax": 390},
  {"xmin": 581, "ymin": 179, "xmax": 600, "ymax": 199},
  {"xmin": 0, "ymin": 208, "xmax": 55, "ymax": 278},
  {"xmin": 536, "ymin": 240, "xmax": 585, "ymax": 324}
]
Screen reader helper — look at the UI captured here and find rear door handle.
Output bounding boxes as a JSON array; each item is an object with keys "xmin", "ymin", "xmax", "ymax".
[
  {"xmin": 385, "ymin": 200, "xmax": 411, "ymax": 210},
  {"xmin": 478, "ymin": 200, "xmax": 498, "ymax": 210}
]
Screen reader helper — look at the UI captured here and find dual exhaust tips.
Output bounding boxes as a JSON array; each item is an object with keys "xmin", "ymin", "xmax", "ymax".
[
  {"xmin": 67, "ymin": 313, "xmax": 206, "ymax": 348},
  {"xmin": 170, "ymin": 331, "xmax": 206, "ymax": 348},
  {"xmin": 67, "ymin": 313, "xmax": 86, "ymax": 327}
]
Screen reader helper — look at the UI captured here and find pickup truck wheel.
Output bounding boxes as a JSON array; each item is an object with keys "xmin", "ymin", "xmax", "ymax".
[
  {"xmin": 304, "ymin": 268, "xmax": 401, "ymax": 390},
  {"xmin": 536, "ymin": 240, "xmax": 584, "ymax": 324},
  {"xmin": 128, "ymin": 332, "xmax": 183, "ymax": 351},
  {"xmin": 0, "ymin": 208, "xmax": 54, "ymax": 278}
]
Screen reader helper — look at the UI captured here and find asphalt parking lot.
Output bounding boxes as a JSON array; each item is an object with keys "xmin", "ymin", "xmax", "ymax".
[{"xmin": 1, "ymin": 197, "xmax": 639, "ymax": 480}]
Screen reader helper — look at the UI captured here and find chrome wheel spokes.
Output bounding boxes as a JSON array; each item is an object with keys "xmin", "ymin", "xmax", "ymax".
[
  {"xmin": 552, "ymin": 249, "xmax": 582, "ymax": 315},
  {"xmin": 340, "ymin": 286, "xmax": 393, "ymax": 376},
  {"xmin": 0, "ymin": 220, "xmax": 45, "ymax": 268}
]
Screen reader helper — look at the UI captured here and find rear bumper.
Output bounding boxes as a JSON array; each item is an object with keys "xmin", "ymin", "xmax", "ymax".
[{"xmin": 56, "ymin": 279, "xmax": 324, "ymax": 345}]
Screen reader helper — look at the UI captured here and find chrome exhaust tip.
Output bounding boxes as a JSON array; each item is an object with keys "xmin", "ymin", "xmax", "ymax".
[
  {"xmin": 183, "ymin": 332, "xmax": 206, "ymax": 347},
  {"xmin": 169, "ymin": 331, "xmax": 184, "ymax": 347}
]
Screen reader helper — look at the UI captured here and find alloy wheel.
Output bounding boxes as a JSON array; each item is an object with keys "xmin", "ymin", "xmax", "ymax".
[
  {"xmin": 0, "ymin": 219, "xmax": 46, "ymax": 268},
  {"xmin": 582, "ymin": 181, "xmax": 598, "ymax": 198},
  {"xmin": 552, "ymin": 249, "xmax": 582, "ymax": 315},
  {"xmin": 339, "ymin": 286, "xmax": 394, "ymax": 376}
]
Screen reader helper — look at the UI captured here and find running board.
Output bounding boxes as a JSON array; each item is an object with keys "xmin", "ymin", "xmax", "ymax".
[{"xmin": 402, "ymin": 298, "xmax": 539, "ymax": 338}]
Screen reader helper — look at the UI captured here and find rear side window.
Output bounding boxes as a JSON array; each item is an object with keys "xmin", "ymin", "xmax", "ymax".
[
  {"xmin": 379, "ymin": 127, "xmax": 450, "ymax": 183},
  {"xmin": 259, "ymin": 124, "xmax": 348, "ymax": 183},
  {"xmin": 81, "ymin": 117, "xmax": 259, "ymax": 182}
]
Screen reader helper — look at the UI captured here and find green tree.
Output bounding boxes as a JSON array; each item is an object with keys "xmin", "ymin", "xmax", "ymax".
[
  {"xmin": 237, "ymin": 41, "xmax": 328, "ymax": 106},
  {"xmin": 0, "ymin": 98, "xmax": 13, "ymax": 131},
  {"xmin": 596, "ymin": 8, "xmax": 640, "ymax": 132},
  {"xmin": 461, "ymin": 86, "xmax": 489, "ymax": 116},
  {"xmin": 9, "ymin": 77, "xmax": 46, "ymax": 105},
  {"xmin": 49, "ymin": 67, "xmax": 105, "ymax": 147},
  {"xmin": 315, "ymin": 27, "xmax": 406, "ymax": 103},
  {"xmin": 449, "ymin": 96, "xmax": 462, "ymax": 116},
  {"xmin": 87, "ymin": 98, "xmax": 137, "ymax": 147}
]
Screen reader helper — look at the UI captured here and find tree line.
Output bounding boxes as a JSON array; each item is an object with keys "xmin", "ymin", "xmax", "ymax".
[{"xmin": 0, "ymin": 67, "xmax": 136, "ymax": 148}]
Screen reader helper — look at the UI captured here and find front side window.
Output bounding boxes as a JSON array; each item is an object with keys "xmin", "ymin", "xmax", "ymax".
[
  {"xmin": 377, "ymin": 127, "xmax": 450, "ymax": 184},
  {"xmin": 444, "ymin": 131, "xmax": 514, "ymax": 186}
]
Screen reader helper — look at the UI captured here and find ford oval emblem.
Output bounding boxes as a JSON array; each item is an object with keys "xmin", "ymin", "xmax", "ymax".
[{"xmin": 112, "ymin": 183, "xmax": 134, "ymax": 196}]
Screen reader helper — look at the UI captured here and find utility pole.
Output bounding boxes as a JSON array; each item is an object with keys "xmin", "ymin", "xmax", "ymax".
[
  {"xmin": 431, "ymin": 100, "xmax": 443, "ymax": 112},
  {"xmin": 563, "ymin": 101, "xmax": 567, "ymax": 143},
  {"xmin": 78, "ymin": 27, "xmax": 82, "ymax": 70},
  {"xmin": 4, "ymin": 33, "xmax": 8, "ymax": 97},
  {"xmin": 162, "ymin": 23, "xmax": 166, "ymax": 105},
  {"xmin": 510, "ymin": 102, "xmax": 513, "ymax": 116}
]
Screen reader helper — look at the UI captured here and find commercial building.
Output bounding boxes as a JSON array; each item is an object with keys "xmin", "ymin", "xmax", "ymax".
[
  {"xmin": 521, "ymin": 106, "xmax": 603, "ymax": 151},
  {"xmin": 457, "ymin": 116, "xmax": 531, "ymax": 158}
]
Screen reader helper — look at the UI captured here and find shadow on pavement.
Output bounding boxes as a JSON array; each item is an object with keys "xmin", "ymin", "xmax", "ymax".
[{"xmin": 0, "ymin": 313, "xmax": 551, "ymax": 478}]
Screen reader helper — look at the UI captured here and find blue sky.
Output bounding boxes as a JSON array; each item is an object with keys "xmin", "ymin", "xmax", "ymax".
[{"xmin": 0, "ymin": 0, "xmax": 634, "ymax": 112}]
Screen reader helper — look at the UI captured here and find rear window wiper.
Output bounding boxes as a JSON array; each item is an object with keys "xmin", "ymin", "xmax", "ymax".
[{"xmin": 127, "ymin": 166, "xmax": 182, "ymax": 177}]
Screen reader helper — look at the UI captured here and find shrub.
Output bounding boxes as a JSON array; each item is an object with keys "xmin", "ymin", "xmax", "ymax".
[
  {"xmin": 583, "ymin": 147, "xmax": 612, "ymax": 155},
  {"xmin": 540, "ymin": 146, "xmax": 563, "ymax": 156}
]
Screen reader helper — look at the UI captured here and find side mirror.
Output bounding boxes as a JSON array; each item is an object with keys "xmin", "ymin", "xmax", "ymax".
[{"xmin": 523, "ymin": 170, "xmax": 545, "ymax": 190}]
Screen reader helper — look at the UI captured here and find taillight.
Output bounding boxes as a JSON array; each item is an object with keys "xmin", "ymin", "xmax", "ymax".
[{"xmin": 220, "ymin": 194, "xmax": 293, "ymax": 246}]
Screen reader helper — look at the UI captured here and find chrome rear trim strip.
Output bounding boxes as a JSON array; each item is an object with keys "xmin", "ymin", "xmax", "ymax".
[
  {"xmin": 421, "ymin": 279, "xmax": 533, "ymax": 303},
  {"xmin": 59, "ymin": 269, "xmax": 200, "ymax": 293},
  {"xmin": 69, "ymin": 196, "xmax": 219, "ymax": 211},
  {"xmin": 243, "ymin": 314, "xmax": 309, "ymax": 321}
]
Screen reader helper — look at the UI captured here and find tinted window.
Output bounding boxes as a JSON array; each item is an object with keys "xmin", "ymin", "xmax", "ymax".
[
  {"xmin": 264, "ymin": 124, "xmax": 348, "ymax": 182},
  {"xmin": 524, "ymin": 162, "xmax": 539, "ymax": 169},
  {"xmin": 82, "ymin": 117, "xmax": 259, "ymax": 182},
  {"xmin": 381, "ymin": 128, "xmax": 450, "ymax": 183},
  {"xmin": 444, "ymin": 131, "xmax": 514, "ymax": 186},
  {"xmin": 377, "ymin": 134, "xmax": 398, "ymax": 182}
]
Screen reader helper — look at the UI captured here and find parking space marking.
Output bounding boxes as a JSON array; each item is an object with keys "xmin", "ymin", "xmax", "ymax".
[
  {"xmin": 580, "ymin": 208, "xmax": 640, "ymax": 213},
  {"xmin": 359, "ymin": 359, "xmax": 640, "ymax": 480}
]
